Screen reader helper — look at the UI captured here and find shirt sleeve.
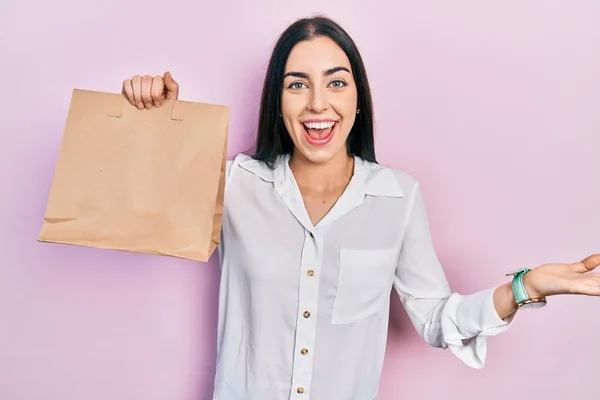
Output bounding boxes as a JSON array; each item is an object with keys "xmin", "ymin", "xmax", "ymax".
[{"xmin": 393, "ymin": 182, "xmax": 516, "ymax": 369}]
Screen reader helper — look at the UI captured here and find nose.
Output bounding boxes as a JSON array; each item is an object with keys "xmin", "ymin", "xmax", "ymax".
[{"xmin": 307, "ymin": 86, "xmax": 329, "ymax": 113}]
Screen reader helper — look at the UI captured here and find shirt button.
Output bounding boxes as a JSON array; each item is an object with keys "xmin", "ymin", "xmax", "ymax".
[
  {"xmin": 303, "ymin": 311, "xmax": 311, "ymax": 318},
  {"xmin": 307, "ymin": 270, "xmax": 314, "ymax": 277},
  {"xmin": 297, "ymin": 387, "xmax": 305, "ymax": 394},
  {"xmin": 301, "ymin": 348, "xmax": 308, "ymax": 355}
]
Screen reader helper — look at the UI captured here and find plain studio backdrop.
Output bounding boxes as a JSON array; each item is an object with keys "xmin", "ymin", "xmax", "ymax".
[{"xmin": 1, "ymin": 1, "xmax": 599, "ymax": 399}]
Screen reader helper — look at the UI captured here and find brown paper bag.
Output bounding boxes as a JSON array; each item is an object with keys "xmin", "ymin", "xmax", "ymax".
[{"xmin": 38, "ymin": 89, "xmax": 229, "ymax": 262}]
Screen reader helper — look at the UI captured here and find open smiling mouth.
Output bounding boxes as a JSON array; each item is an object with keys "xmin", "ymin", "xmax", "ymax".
[{"xmin": 301, "ymin": 121, "xmax": 339, "ymax": 146}]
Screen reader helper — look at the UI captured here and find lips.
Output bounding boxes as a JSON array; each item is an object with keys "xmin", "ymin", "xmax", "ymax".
[{"xmin": 301, "ymin": 120, "xmax": 338, "ymax": 147}]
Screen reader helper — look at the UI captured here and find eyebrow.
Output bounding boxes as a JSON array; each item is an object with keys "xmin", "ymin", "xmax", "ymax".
[{"xmin": 283, "ymin": 66, "xmax": 351, "ymax": 79}]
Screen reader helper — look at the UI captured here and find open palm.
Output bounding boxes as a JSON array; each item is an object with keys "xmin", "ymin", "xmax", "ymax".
[{"xmin": 525, "ymin": 254, "xmax": 600, "ymax": 298}]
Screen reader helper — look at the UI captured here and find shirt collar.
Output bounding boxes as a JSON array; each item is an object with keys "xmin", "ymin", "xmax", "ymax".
[{"xmin": 239, "ymin": 153, "xmax": 404, "ymax": 198}]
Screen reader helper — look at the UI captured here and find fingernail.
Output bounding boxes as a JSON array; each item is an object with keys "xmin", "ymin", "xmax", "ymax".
[
  {"xmin": 137, "ymin": 102, "xmax": 144, "ymax": 109},
  {"xmin": 153, "ymin": 101, "xmax": 160, "ymax": 107}
]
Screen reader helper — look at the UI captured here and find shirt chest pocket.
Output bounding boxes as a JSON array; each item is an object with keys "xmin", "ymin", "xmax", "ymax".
[{"xmin": 331, "ymin": 247, "xmax": 399, "ymax": 324}]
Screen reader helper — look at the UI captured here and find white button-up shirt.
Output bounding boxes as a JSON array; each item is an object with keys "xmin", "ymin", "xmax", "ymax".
[{"xmin": 213, "ymin": 153, "xmax": 514, "ymax": 400}]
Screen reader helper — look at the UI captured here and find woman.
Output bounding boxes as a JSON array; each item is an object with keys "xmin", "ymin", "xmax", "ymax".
[{"xmin": 121, "ymin": 16, "xmax": 598, "ymax": 400}]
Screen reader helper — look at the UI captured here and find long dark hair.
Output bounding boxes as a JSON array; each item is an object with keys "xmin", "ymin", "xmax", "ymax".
[{"xmin": 252, "ymin": 16, "xmax": 377, "ymax": 167}]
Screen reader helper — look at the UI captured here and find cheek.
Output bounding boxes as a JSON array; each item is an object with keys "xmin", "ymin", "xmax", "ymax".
[
  {"xmin": 331, "ymin": 91, "xmax": 358, "ymax": 115},
  {"xmin": 337, "ymin": 115, "xmax": 356, "ymax": 144},
  {"xmin": 281, "ymin": 93, "xmax": 305, "ymax": 117},
  {"xmin": 332, "ymin": 96, "xmax": 358, "ymax": 130}
]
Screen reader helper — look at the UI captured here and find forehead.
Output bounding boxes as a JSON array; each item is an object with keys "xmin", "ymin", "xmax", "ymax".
[{"xmin": 284, "ymin": 36, "xmax": 351, "ymax": 73}]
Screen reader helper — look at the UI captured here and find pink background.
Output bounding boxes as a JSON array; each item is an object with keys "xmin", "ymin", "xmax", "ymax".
[{"xmin": 1, "ymin": 1, "xmax": 599, "ymax": 399}]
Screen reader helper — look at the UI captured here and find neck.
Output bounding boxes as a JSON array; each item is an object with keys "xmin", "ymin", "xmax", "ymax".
[{"xmin": 289, "ymin": 150, "xmax": 354, "ymax": 191}]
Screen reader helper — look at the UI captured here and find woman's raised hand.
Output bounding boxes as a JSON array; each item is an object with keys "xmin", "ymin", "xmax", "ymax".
[{"xmin": 122, "ymin": 71, "xmax": 179, "ymax": 109}]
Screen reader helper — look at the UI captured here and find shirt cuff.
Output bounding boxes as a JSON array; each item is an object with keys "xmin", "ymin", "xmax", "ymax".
[{"xmin": 441, "ymin": 286, "xmax": 516, "ymax": 369}]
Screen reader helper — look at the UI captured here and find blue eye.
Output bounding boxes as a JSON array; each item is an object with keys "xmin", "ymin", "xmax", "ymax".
[
  {"xmin": 329, "ymin": 80, "xmax": 346, "ymax": 88},
  {"xmin": 289, "ymin": 82, "xmax": 307, "ymax": 90}
]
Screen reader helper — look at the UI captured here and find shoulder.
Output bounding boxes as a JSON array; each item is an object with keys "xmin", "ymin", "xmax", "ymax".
[
  {"xmin": 226, "ymin": 153, "xmax": 252, "ymax": 179},
  {"xmin": 226, "ymin": 153, "xmax": 278, "ymax": 184},
  {"xmin": 358, "ymin": 157, "xmax": 420, "ymax": 198}
]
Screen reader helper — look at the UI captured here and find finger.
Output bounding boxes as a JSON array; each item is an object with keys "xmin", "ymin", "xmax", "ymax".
[
  {"xmin": 141, "ymin": 75, "xmax": 153, "ymax": 109},
  {"xmin": 122, "ymin": 79, "xmax": 135, "ymax": 105},
  {"xmin": 573, "ymin": 254, "xmax": 600, "ymax": 273},
  {"xmin": 151, "ymin": 76, "xmax": 165, "ymax": 107},
  {"xmin": 163, "ymin": 71, "xmax": 179, "ymax": 100},
  {"xmin": 131, "ymin": 75, "xmax": 143, "ymax": 109}
]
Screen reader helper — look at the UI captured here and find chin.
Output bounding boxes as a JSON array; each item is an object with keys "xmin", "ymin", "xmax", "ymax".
[
  {"xmin": 296, "ymin": 148, "xmax": 337, "ymax": 164},
  {"xmin": 294, "ymin": 140, "xmax": 349, "ymax": 165}
]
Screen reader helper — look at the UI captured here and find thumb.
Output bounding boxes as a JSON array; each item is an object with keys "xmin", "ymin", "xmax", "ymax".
[
  {"xmin": 571, "ymin": 253, "xmax": 600, "ymax": 274},
  {"xmin": 163, "ymin": 71, "xmax": 179, "ymax": 99},
  {"xmin": 581, "ymin": 254, "xmax": 600, "ymax": 272}
]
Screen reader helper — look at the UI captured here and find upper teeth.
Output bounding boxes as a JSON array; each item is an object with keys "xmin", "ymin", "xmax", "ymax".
[{"xmin": 304, "ymin": 121, "xmax": 335, "ymax": 129}]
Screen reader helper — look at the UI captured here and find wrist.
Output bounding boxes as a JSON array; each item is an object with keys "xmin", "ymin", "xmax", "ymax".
[
  {"xmin": 522, "ymin": 269, "xmax": 545, "ymax": 299},
  {"xmin": 505, "ymin": 267, "xmax": 548, "ymax": 310},
  {"xmin": 493, "ymin": 282, "xmax": 519, "ymax": 320},
  {"xmin": 503, "ymin": 281, "xmax": 519, "ymax": 309}
]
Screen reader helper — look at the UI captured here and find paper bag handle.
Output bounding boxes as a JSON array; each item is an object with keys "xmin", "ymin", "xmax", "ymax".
[{"xmin": 108, "ymin": 95, "xmax": 184, "ymax": 121}]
